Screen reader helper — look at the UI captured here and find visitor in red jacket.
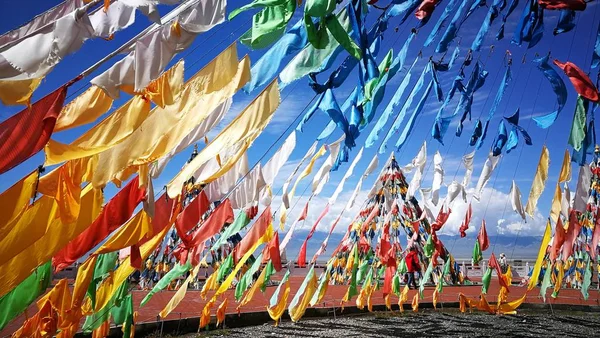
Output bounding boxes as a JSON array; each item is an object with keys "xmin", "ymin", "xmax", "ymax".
[{"xmin": 406, "ymin": 246, "xmax": 421, "ymax": 289}]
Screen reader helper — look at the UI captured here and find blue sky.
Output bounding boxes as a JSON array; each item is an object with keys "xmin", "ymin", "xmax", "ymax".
[{"xmin": 1, "ymin": 0, "xmax": 599, "ymax": 260}]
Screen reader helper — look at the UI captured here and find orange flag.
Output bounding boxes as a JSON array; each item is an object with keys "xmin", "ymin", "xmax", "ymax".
[
  {"xmin": 216, "ymin": 298, "xmax": 228, "ymax": 327},
  {"xmin": 200, "ymin": 296, "xmax": 217, "ymax": 330},
  {"xmin": 411, "ymin": 293, "xmax": 419, "ymax": 312}
]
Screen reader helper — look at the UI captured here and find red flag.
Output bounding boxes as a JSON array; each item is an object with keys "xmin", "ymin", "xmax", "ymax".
[
  {"xmin": 0, "ymin": 87, "xmax": 66, "ymax": 174},
  {"xmin": 263, "ymin": 232, "xmax": 282, "ymax": 271},
  {"xmin": 431, "ymin": 231, "xmax": 447, "ymax": 264},
  {"xmin": 234, "ymin": 206, "xmax": 272, "ymax": 262},
  {"xmin": 550, "ymin": 217, "xmax": 567, "ymax": 262},
  {"xmin": 53, "ymin": 176, "xmax": 146, "ymax": 272},
  {"xmin": 131, "ymin": 192, "xmax": 179, "ymax": 268},
  {"xmin": 297, "ymin": 204, "xmax": 331, "ymax": 267},
  {"xmin": 477, "ymin": 220, "xmax": 489, "ymax": 251},
  {"xmin": 431, "ymin": 206, "xmax": 451, "ymax": 232},
  {"xmin": 591, "ymin": 213, "xmax": 600, "ymax": 260},
  {"xmin": 488, "ymin": 253, "xmax": 510, "ymax": 291},
  {"xmin": 415, "ymin": 0, "xmax": 440, "ymax": 20},
  {"xmin": 298, "ymin": 201, "xmax": 309, "ymax": 221},
  {"xmin": 459, "ymin": 203, "xmax": 472, "ymax": 238},
  {"xmin": 361, "ymin": 204, "xmax": 380, "ymax": 233},
  {"xmin": 539, "ymin": 0, "xmax": 586, "ymax": 11},
  {"xmin": 563, "ymin": 210, "xmax": 580, "ymax": 259},
  {"xmin": 554, "ymin": 59, "xmax": 599, "ymax": 102},
  {"xmin": 174, "ymin": 199, "xmax": 234, "ymax": 265},
  {"xmin": 146, "ymin": 192, "xmax": 179, "ymax": 240},
  {"xmin": 383, "ymin": 265, "xmax": 397, "ymax": 297},
  {"xmin": 174, "ymin": 191, "xmax": 210, "ymax": 238}
]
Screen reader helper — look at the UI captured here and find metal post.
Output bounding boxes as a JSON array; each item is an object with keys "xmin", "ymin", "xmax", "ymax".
[{"xmin": 158, "ymin": 315, "xmax": 164, "ymax": 337}]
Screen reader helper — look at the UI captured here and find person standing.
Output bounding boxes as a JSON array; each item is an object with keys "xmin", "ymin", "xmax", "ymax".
[
  {"xmin": 406, "ymin": 247, "xmax": 421, "ymax": 289},
  {"xmin": 499, "ymin": 253, "xmax": 508, "ymax": 274}
]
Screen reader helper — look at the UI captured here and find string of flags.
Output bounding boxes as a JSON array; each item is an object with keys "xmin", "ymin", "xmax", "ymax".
[{"xmin": 2, "ymin": 0, "xmax": 600, "ymax": 336}]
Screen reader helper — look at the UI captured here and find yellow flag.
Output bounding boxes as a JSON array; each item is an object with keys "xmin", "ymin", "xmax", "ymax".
[
  {"xmin": 69, "ymin": 210, "xmax": 154, "ymax": 314},
  {"xmin": 528, "ymin": 221, "xmax": 552, "ymax": 291},
  {"xmin": 92, "ymin": 226, "xmax": 170, "ymax": 312},
  {"xmin": 289, "ymin": 145, "xmax": 328, "ymax": 200},
  {"xmin": 366, "ymin": 283, "xmax": 375, "ymax": 312},
  {"xmin": 96, "ymin": 211, "xmax": 153, "ymax": 252},
  {"xmin": 45, "ymin": 95, "xmax": 151, "ymax": 165},
  {"xmin": 398, "ymin": 285, "xmax": 409, "ymax": 312},
  {"xmin": 279, "ymin": 145, "xmax": 327, "ymax": 227},
  {"xmin": 216, "ymin": 223, "xmax": 273, "ymax": 296},
  {"xmin": 411, "ymin": 293, "xmax": 419, "ymax": 312},
  {"xmin": 160, "ymin": 265, "xmax": 200, "ymax": 318},
  {"xmin": 549, "ymin": 183, "xmax": 562, "ymax": 223},
  {"xmin": 289, "ymin": 270, "xmax": 318, "ymax": 322},
  {"xmin": 200, "ymin": 270, "xmax": 219, "ymax": 300},
  {"xmin": 552, "ymin": 261, "xmax": 565, "ymax": 297},
  {"xmin": 54, "ymin": 85, "xmax": 113, "ymax": 132},
  {"xmin": 0, "ymin": 169, "xmax": 38, "ymax": 229},
  {"xmin": 238, "ymin": 265, "xmax": 269, "ymax": 310},
  {"xmin": 0, "ymin": 196, "xmax": 57, "ymax": 265},
  {"xmin": 0, "ymin": 77, "xmax": 42, "ymax": 106},
  {"xmin": 38, "ymin": 155, "xmax": 98, "ymax": 196},
  {"xmin": 93, "ymin": 46, "xmax": 250, "ymax": 188},
  {"xmin": 267, "ymin": 280, "xmax": 290, "ymax": 325},
  {"xmin": 167, "ymin": 79, "xmax": 281, "ymax": 198},
  {"xmin": 46, "ymin": 62, "xmax": 183, "ymax": 166},
  {"xmin": 0, "ymin": 186, "xmax": 101, "ymax": 298},
  {"xmin": 71, "ymin": 257, "xmax": 97, "ymax": 312},
  {"xmin": 525, "ymin": 145, "xmax": 550, "ymax": 217},
  {"xmin": 558, "ymin": 149, "xmax": 572, "ymax": 183}
]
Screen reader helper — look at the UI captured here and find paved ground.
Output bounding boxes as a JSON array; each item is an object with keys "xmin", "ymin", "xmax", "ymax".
[
  {"xmin": 162, "ymin": 309, "xmax": 600, "ymax": 337},
  {"xmin": 3, "ymin": 273, "xmax": 600, "ymax": 336}
]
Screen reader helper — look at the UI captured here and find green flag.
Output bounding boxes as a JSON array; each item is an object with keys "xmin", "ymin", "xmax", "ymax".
[
  {"xmin": 398, "ymin": 258, "xmax": 408, "ymax": 275},
  {"xmin": 362, "ymin": 268, "xmax": 374, "ymax": 289},
  {"xmin": 481, "ymin": 268, "xmax": 492, "ymax": 294},
  {"xmin": 310, "ymin": 262, "xmax": 333, "ymax": 306},
  {"xmin": 324, "ymin": 15, "xmax": 361, "ymax": 60},
  {"xmin": 582, "ymin": 253, "xmax": 592, "ymax": 300},
  {"xmin": 111, "ymin": 293, "xmax": 134, "ymax": 338},
  {"xmin": 364, "ymin": 50, "xmax": 394, "ymax": 102},
  {"xmin": 356, "ymin": 257, "xmax": 371, "ymax": 284},
  {"xmin": 83, "ymin": 281, "xmax": 129, "ymax": 333},
  {"xmin": 419, "ymin": 261, "xmax": 434, "ymax": 299},
  {"xmin": 568, "ymin": 96, "xmax": 588, "ymax": 152},
  {"xmin": 305, "ymin": 0, "xmax": 336, "ymax": 17},
  {"xmin": 472, "ymin": 241, "xmax": 483, "ymax": 265},
  {"xmin": 217, "ymin": 254, "xmax": 234, "ymax": 283},
  {"xmin": 235, "ymin": 253, "xmax": 264, "ymax": 301},
  {"xmin": 540, "ymin": 262, "xmax": 552, "ymax": 302},
  {"xmin": 261, "ymin": 260, "xmax": 277, "ymax": 292},
  {"xmin": 392, "ymin": 274, "xmax": 401, "ymax": 296},
  {"xmin": 270, "ymin": 270, "xmax": 291, "ymax": 308},
  {"xmin": 0, "ymin": 262, "xmax": 51, "ymax": 330},
  {"xmin": 141, "ymin": 261, "xmax": 192, "ymax": 306},
  {"xmin": 231, "ymin": 0, "xmax": 296, "ymax": 50},
  {"xmin": 279, "ymin": 8, "xmax": 353, "ymax": 86},
  {"xmin": 437, "ymin": 258, "xmax": 451, "ymax": 293},
  {"xmin": 211, "ymin": 211, "xmax": 253, "ymax": 251},
  {"xmin": 88, "ymin": 252, "xmax": 118, "ymax": 308},
  {"xmin": 424, "ymin": 235, "xmax": 435, "ymax": 257},
  {"xmin": 347, "ymin": 245, "xmax": 360, "ymax": 300}
]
